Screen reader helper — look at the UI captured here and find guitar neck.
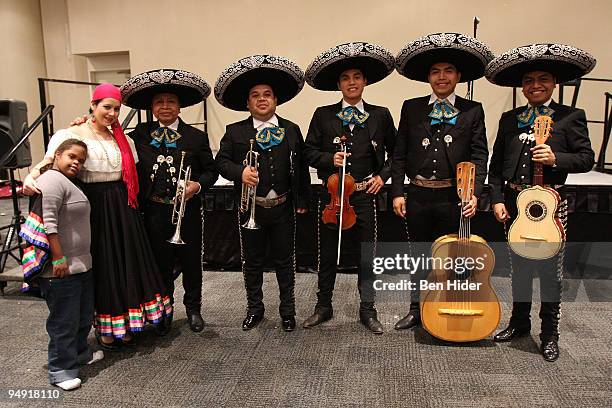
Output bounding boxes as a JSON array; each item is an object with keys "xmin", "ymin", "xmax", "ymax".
[
  {"xmin": 458, "ymin": 201, "xmax": 471, "ymax": 240},
  {"xmin": 531, "ymin": 115, "xmax": 553, "ymax": 187},
  {"xmin": 533, "ymin": 162, "xmax": 544, "ymax": 186}
]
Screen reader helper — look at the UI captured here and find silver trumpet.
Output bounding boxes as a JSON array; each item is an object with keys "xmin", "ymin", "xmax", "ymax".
[
  {"xmin": 240, "ymin": 139, "xmax": 260, "ymax": 230},
  {"xmin": 168, "ymin": 151, "xmax": 192, "ymax": 244}
]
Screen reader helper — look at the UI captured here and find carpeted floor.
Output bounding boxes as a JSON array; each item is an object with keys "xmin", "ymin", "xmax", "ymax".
[{"xmin": 0, "ymin": 271, "xmax": 610, "ymax": 408}]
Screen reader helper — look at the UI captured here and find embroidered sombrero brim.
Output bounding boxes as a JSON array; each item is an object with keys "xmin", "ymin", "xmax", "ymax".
[
  {"xmin": 214, "ymin": 55, "xmax": 305, "ymax": 111},
  {"xmin": 396, "ymin": 33, "xmax": 494, "ymax": 83},
  {"xmin": 305, "ymin": 42, "xmax": 395, "ymax": 91},
  {"xmin": 485, "ymin": 43, "xmax": 596, "ymax": 87},
  {"xmin": 120, "ymin": 69, "xmax": 211, "ymax": 109}
]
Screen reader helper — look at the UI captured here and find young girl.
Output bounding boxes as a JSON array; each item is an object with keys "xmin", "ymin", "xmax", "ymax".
[
  {"xmin": 21, "ymin": 139, "xmax": 103, "ymax": 391},
  {"xmin": 23, "ymin": 83, "xmax": 171, "ymax": 349}
]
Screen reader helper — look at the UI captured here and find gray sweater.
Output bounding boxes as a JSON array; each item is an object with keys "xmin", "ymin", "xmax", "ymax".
[{"xmin": 37, "ymin": 170, "xmax": 92, "ymax": 277}]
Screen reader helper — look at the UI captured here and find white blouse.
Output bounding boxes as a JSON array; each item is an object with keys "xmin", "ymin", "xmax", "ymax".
[{"xmin": 45, "ymin": 124, "xmax": 139, "ymax": 183}]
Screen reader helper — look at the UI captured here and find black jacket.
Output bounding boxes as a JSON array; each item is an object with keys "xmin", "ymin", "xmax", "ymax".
[
  {"xmin": 215, "ymin": 115, "xmax": 310, "ymax": 208},
  {"xmin": 304, "ymin": 101, "xmax": 396, "ymax": 182},
  {"xmin": 488, "ymin": 101, "xmax": 595, "ymax": 204},
  {"xmin": 130, "ymin": 118, "xmax": 218, "ymax": 206},
  {"xmin": 391, "ymin": 95, "xmax": 489, "ymax": 197}
]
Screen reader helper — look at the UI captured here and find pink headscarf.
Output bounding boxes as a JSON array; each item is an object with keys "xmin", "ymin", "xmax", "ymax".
[{"xmin": 91, "ymin": 83, "xmax": 139, "ymax": 208}]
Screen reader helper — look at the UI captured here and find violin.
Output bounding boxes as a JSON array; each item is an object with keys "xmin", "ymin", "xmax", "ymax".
[
  {"xmin": 322, "ymin": 136, "xmax": 356, "ymax": 230},
  {"xmin": 322, "ymin": 136, "xmax": 356, "ymax": 265}
]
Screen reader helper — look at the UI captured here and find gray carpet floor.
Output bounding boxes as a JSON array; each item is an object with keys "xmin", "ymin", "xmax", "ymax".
[{"xmin": 0, "ymin": 271, "xmax": 611, "ymax": 408}]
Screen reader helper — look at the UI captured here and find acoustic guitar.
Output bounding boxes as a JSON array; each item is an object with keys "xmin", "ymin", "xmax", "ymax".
[
  {"xmin": 421, "ymin": 162, "xmax": 500, "ymax": 342},
  {"xmin": 507, "ymin": 116, "xmax": 565, "ymax": 260}
]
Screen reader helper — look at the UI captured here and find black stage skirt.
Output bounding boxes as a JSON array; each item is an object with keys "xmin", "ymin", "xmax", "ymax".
[{"xmin": 84, "ymin": 181, "xmax": 172, "ymax": 338}]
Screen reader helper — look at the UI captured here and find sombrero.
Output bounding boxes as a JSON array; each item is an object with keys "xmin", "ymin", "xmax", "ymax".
[
  {"xmin": 305, "ymin": 42, "xmax": 395, "ymax": 91},
  {"xmin": 120, "ymin": 68, "xmax": 211, "ymax": 109},
  {"xmin": 485, "ymin": 43, "xmax": 596, "ymax": 87},
  {"xmin": 214, "ymin": 55, "xmax": 304, "ymax": 111},
  {"xmin": 396, "ymin": 33, "xmax": 494, "ymax": 82}
]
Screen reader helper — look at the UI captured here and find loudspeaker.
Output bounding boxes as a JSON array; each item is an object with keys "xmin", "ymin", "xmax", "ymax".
[{"xmin": 0, "ymin": 99, "xmax": 31, "ymax": 169}]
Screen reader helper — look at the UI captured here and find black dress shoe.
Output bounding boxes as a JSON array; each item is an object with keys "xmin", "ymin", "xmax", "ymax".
[
  {"xmin": 394, "ymin": 313, "xmax": 420, "ymax": 330},
  {"xmin": 281, "ymin": 316, "xmax": 296, "ymax": 332},
  {"xmin": 155, "ymin": 315, "xmax": 173, "ymax": 337},
  {"xmin": 361, "ymin": 316, "xmax": 383, "ymax": 334},
  {"xmin": 242, "ymin": 314, "xmax": 263, "ymax": 330},
  {"xmin": 541, "ymin": 339, "xmax": 560, "ymax": 362},
  {"xmin": 121, "ymin": 332, "xmax": 137, "ymax": 347},
  {"xmin": 493, "ymin": 326, "xmax": 530, "ymax": 342},
  {"xmin": 302, "ymin": 311, "xmax": 332, "ymax": 328},
  {"xmin": 187, "ymin": 312, "xmax": 204, "ymax": 333},
  {"xmin": 96, "ymin": 332, "xmax": 121, "ymax": 350}
]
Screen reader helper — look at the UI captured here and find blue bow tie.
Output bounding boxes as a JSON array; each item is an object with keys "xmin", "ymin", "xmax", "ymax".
[
  {"xmin": 337, "ymin": 106, "xmax": 369, "ymax": 128},
  {"xmin": 517, "ymin": 105, "xmax": 555, "ymax": 128},
  {"xmin": 150, "ymin": 126, "xmax": 180, "ymax": 148},
  {"xmin": 429, "ymin": 99, "xmax": 459, "ymax": 126},
  {"xmin": 255, "ymin": 126, "xmax": 285, "ymax": 150}
]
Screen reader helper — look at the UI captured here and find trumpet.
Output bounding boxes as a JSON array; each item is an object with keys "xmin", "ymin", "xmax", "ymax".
[
  {"xmin": 240, "ymin": 139, "xmax": 260, "ymax": 230},
  {"xmin": 168, "ymin": 151, "xmax": 192, "ymax": 244}
]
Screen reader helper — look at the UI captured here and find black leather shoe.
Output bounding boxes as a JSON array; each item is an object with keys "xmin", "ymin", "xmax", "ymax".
[
  {"xmin": 302, "ymin": 311, "xmax": 332, "ymax": 328},
  {"xmin": 394, "ymin": 313, "xmax": 420, "ymax": 330},
  {"xmin": 281, "ymin": 316, "xmax": 296, "ymax": 332},
  {"xmin": 541, "ymin": 339, "xmax": 560, "ymax": 362},
  {"xmin": 361, "ymin": 316, "xmax": 383, "ymax": 334},
  {"xmin": 121, "ymin": 333, "xmax": 137, "ymax": 347},
  {"xmin": 155, "ymin": 315, "xmax": 173, "ymax": 337},
  {"xmin": 493, "ymin": 326, "xmax": 530, "ymax": 342},
  {"xmin": 187, "ymin": 312, "xmax": 204, "ymax": 333},
  {"xmin": 242, "ymin": 314, "xmax": 263, "ymax": 330},
  {"xmin": 96, "ymin": 332, "xmax": 121, "ymax": 350}
]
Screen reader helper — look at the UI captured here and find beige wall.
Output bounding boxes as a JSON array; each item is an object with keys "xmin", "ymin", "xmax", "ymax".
[
  {"xmin": 0, "ymin": 0, "xmax": 47, "ymax": 178},
  {"xmin": 28, "ymin": 0, "xmax": 612, "ymax": 164}
]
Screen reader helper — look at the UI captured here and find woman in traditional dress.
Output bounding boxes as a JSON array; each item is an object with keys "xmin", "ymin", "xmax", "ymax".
[{"xmin": 23, "ymin": 83, "xmax": 172, "ymax": 349}]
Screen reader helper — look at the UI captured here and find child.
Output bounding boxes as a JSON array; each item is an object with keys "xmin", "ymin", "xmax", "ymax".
[{"xmin": 21, "ymin": 139, "xmax": 103, "ymax": 390}]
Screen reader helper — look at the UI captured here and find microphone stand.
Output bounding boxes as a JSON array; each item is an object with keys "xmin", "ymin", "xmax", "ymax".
[{"xmin": 467, "ymin": 16, "xmax": 480, "ymax": 101}]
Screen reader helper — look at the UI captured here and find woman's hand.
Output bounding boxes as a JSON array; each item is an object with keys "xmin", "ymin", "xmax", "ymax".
[
  {"xmin": 69, "ymin": 115, "xmax": 88, "ymax": 127},
  {"xmin": 23, "ymin": 173, "xmax": 41, "ymax": 195}
]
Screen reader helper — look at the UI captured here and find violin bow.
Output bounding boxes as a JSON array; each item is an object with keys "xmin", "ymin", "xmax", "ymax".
[{"xmin": 336, "ymin": 137, "xmax": 347, "ymax": 266}]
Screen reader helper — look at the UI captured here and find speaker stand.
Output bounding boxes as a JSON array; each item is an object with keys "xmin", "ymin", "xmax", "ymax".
[{"xmin": 0, "ymin": 169, "xmax": 25, "ymax": 293}]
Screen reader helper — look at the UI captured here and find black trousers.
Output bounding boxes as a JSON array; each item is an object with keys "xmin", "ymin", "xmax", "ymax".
[
  {"xmin": 239, "ymin": 201, "xmax": 295, "ymax": 317},
  {"xmin": 317, "ymin": 191, "xmax": 377, "ymax": 317},
  {"xmin": 405, "ymin": 184, "xmax": 460, "ymax": 311},
  {"xmin": 505, "ymin": 187, "xmax": 562, "ymax": 341},
  {"xmin": 143, "ymin": 200, "xmax": 203, "ymax": 314}
]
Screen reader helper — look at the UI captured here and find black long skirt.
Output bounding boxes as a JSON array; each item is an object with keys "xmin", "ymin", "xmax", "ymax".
[{"xmin": 84, "ymin": 181, "xmax": 172, "ymax": 338}]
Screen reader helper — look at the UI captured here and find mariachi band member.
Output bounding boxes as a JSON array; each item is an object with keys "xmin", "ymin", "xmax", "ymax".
[
  {"xmin": 486, "ymin": 44, "xmax": 596, "ymax": 361},
  {"xmin": 120, "ymin": 69, "xmax": 218, "ymax": 334},
  {"xmin": 302, "ymin": 42, "xmax": 396, "ymax": 334},
  {"xmin": 391, "ymin": 33, "xmax": 493, "ymax": 330},
  {"xmin": 215, "ymin": 55, "xmax": 310, "ymax": 332}
]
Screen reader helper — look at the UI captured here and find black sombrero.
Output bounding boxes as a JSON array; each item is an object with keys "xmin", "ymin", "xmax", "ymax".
[
  {"xmin": 305, "ymin": 42, "xmax": 395, "ymax": 91},
  {"xmin": 214, "ymin": 55, "xmax": 304, "ymax": 111},
  {"xmin": 485, "ymin": 43, "xmax": 596, "ymax": 87},
  {"xmin": 120, "ymin": 69, "xmax": 211, "ymax": 109},
  {"xmin": 396, "ymin": 33, "xmax": 494, "ymax": 82}
]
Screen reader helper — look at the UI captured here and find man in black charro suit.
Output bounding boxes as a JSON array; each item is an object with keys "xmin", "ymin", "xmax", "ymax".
[
  {"xmin": 214, "ymin": 55, "xmax": 310, "ymax": 332},
  {"xmin": 302, "ymin": 42, "xmax": 397, "ymax": 334},
  {"xmin": 486, "ymin": 43, "xmax": 596, "ymax": 361},
  {"xmin": 391, "ymin": 33, "xmax": 493, "ymax": 331},
  {"xmin": 121, "ymin": 69, "xmax": 218, "ymax": 334}
]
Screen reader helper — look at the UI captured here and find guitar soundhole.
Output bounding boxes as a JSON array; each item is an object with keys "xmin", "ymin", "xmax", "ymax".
[{"xmin": 526, "ymin": 201, "xmax": 547, "ymax": 221}]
